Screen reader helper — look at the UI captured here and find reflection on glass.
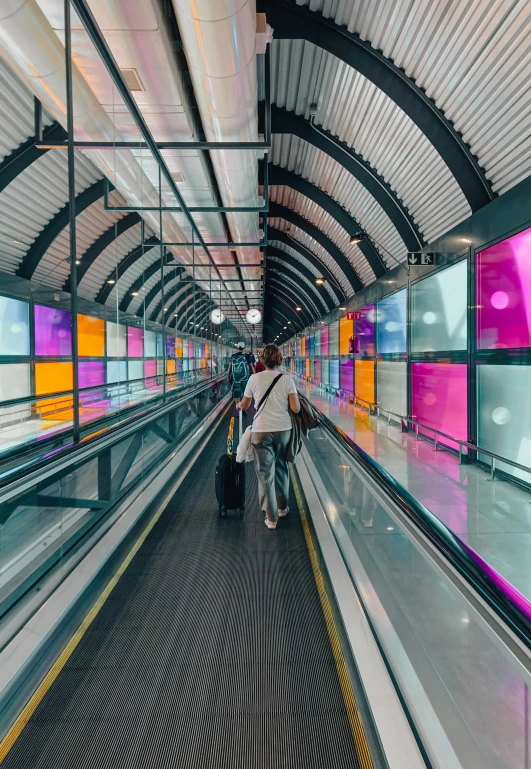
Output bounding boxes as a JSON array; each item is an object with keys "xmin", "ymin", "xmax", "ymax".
[
  {"xmin": 377, "ymin": 289, "xmax": 406, "ymax": 353},
  {"xmin": 355, "ymin": 359, "xmax": 374, "ymax": 403},
  {"xmin": 411, "ymin": 260, "xmax": 467, "ymax": 352},
  {"xmin": 0, "ymin": 295, "xmax": 30, "ymax": 356},
  {"xmin": 411, "ymin": 362, "xmax": 467, "ymax": 448},
  {"xmin": 34, "ymin": 304, "xmax": 72, "ymax": 356},
  {"xmin": 355, "ymin": 304, "xmax": 375, "ymax": 357},
  {"xmin": 329, "ymin": 359, "xmax": 340, "ymax": 389},
  {"xmin": 477, "ymin": 364, "xmax": 531, "ymax": 483},
  {"xmin": 340, "ymin": 358, "xmax": 354, "ymax": 392},
  {"xmin": 477, "ymin": 226, "xmax": 531, "ymax": 349},
  {"xmin": 376, "ymin": 361, "xmax": 407, "ymax": 415}
]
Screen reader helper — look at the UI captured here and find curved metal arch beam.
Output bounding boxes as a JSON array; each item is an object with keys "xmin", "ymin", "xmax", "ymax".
[
  {"xmin": 264, "ymin": 0, "xmax": 494, "ymax": 212},
  {"xmin": 266, "ymin": 202, "xmax": 363, "ymax": 292},
  {"xmin": 17, "ymin": 179, "xmax": 108, "ymax": 281},
  {"xmin": 172, "ymin": 293, "xmax": 213, "ymax": 330},
  {"xmin": 149, "ymin": 275, "xmax": 191, "ymax": 322},
  {"xmin": 268, "ymin": 249, "xmax": 334, "ymax": 312},
  {"xmin": 95, "ymin": 234, "xmax": 162, "ymax": 305},
  {"xmin": 119, "ymin": 255, "xmax": 185, "ymax": 312},
  {"xmin": 267, "ymin": 265, "xmax": 323, "ymax": 318},
  {"xmin": 75, "ymin": 212, "xmax": 141, "ymax": 296},
  {"xmin": 268, "ymin": 227, "xmax": 346, "ymax": 301},
  {"xmin": 150, "ymin": 282, "xmax": 197, "ymax": 323},
  {"xmin": 270, "ymin": 106, "xmax": 424, "ymax": 251},
  {"xmin": 266, "ymin": 298, "xmax": 308, "ymax": 340},
  {"xmin": 0, "ymin": 122, "xmax": 67, "ymax": 195},
  {"xmin": 263, "ymin": 162, "xmax": 386, "ymax": 277},
  {"xmin": 266, "ymin": 278, "xmax": 316, "ymax": 324}
]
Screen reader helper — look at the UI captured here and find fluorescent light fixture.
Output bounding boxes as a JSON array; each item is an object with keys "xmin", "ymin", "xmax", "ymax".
[
  {"xmin": 315, "ymin": 277, "xmax": 326, "ymax": 285},
  {"xmin": 349, "ymin": 231, "xmax": 365, "ymax": 245}
]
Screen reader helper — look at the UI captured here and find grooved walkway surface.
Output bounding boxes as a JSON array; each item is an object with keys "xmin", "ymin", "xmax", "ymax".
[{"xmin": 2, "ymin": 411, "xmax": 360, "ymax": 768}]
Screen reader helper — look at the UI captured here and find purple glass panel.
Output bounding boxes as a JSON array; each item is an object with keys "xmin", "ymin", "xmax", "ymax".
[
  {"xmin": 411, "ymin": 362, "xmax": 467, "ymax": 449},
  {"xmin": 34, "ymin": 304, "xmax": 72, "ymax": 356},
  {"xmin": 314, "ymin": 359, "xmax": 321, "ymax": 382},
  {"xmin": 355, "ymin": 304, "xmax": 375, "ymax": 357},
  {"xmin": 340, "ymin": 358, "xmax": 354, "ymax": 392},
  {"xmin": 321, "ymin": 326, "xmax": 329, "ymax": 356},
  {"xmin": 477, "ymin": 226, "xmax": 531, "ymax": 349},
  {"xmin": 188, "ymin": 340, "xmax": 195, "ymax": 358},
  {"xmin": 78, "ymin": 361, "xmax": 105, "ymax": 389},
  {"xmin": 127, "ymin": 326, "xmax": 143, "ymax": 357},
  {"xmin": 166, "ymin": 336, "xmax": 176, "ymax": 358},
  {"xmin": 144, "ymin": 359, "xmax": 157, "ymax": 382}
]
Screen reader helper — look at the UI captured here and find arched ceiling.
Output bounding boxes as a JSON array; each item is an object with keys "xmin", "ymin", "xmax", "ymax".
[{"xmin": 1, "ymin": 1, "xmax": 531, "ymax": 346}]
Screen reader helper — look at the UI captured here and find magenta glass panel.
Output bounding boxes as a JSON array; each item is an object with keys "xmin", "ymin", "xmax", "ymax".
[
  {"xmin": 340, "ymin": 358, "xmax": 354, "ymax": 392},
  {"xmin": 78, "ymin": 361, "xmax": 105, "ymax": 389},
  {"xmin": 355, "ymin": 304, "xmax": 375, "ymax": 357},
  {"xmin": 144, "ymin": 359, "xmax": 156, "ymax": 379},
  {"xmin": 314, "ymin": 359, "xmax": 321, "ymax": 381},
  {"xmin": 411, "ymin": 362, "xmax": 467, "ymax": 449},
  {"xmin": 477, "ymin": 226, "xmax": 531, "ymax": 349},
  {"xmin": 127, "ymin": 327, "xmax": 143, "ymax": 357},
  {"xmin": 321, "ymin": 325, "xmax": 329, "ymax": 356},
  {"xmin": 188, "ymin": 340, "xmax": 195, "ymax": 358},
  {"xmin": 34, "ymin": 304, "xmax": 72, "ymax": 356}
]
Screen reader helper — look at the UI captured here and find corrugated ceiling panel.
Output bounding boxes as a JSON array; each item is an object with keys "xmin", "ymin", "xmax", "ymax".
[
  {"xmin": 269, "ymin": 215, "xmax": 353, "ymax": 294},
  {"xmin": 270, "ymin": 39, "xmax": 470, "ymax": 242},
  {"xmin": 78, "ymin": 223, "xmax": 143, "ymax": 301},
  {"xmin": 268, "ymin": 257, "xmax": 327, "ymax": 315},
  {"xmin": 269, "ymin": 185, "xmax": 373, "ymax": 285},
  {"xmin": 0, "ymin": 151, "xmax": 101, "ymax": 275},
  {"xmin": 0, "ymin": 58, "xmax": 53, "ymax": 162},
  {"xmin": 149, "ymin": 275, "xmax": 185, "ymax": 322},
  {"xmin": 299, "ymin": 0, "xmax": 531, "ymax": 195},
  {"xmin": 269, "ymin": 267, "xmax": 322, "ymax": 318},
  {"xmin": 32, "ymin": 200, "xmax": 124, "ymax": 290},
  {"xmin": 106, "ymin": 246, "xmax": 166, "ymax": 313},
  {"xmin": 270, "ymin": 133, "xmax": 407, "ymax": 269},
  {"xmin": 269, "ymin": 239, "xmax": 338, "ymax": 305}
]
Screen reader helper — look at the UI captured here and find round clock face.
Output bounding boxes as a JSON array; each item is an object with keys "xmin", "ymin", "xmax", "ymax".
[
  {"xmin": 210, "ymin": 309, "xmax": 225, "ymax": 325},
  {"xmin": 246, "ymin": 308, "xmax": 262, "ymax": 325}
]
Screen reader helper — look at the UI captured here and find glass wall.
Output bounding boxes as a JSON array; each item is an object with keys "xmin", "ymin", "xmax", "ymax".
[{"xmin": 411, "ymin": 259, "xmax": 467, "ymax": 353}]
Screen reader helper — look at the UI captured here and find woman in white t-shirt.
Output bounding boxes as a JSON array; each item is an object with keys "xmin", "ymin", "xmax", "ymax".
[{"xmin": 236, "ymin": 344, "xmax": 300, "ymax": 529}]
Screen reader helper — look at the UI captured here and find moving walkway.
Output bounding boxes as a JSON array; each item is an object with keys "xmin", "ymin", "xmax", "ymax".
[{"xmin": 0, "ymin": 383, "xmax": 528, "ymax": 769}]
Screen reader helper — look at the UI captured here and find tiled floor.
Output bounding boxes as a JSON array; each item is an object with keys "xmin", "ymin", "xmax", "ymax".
[{"xmin": 298, "ymin": 380, "xmax": 531, "ymax": 602}]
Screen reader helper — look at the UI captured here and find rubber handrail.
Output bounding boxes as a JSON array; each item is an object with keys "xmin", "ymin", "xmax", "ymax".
[{"xmin": 315, "ymin": 407, "xmax": 531, "ymax": 652}]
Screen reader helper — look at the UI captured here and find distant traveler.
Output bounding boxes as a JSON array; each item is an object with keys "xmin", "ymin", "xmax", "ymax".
[
  {"xmin": 254, "ymin": 349, "xmax": 266, "ymax": 373},
  {"xmin": 228, "ymin": 341, "xmax": 255, "ymax": 401},
  {"xmin": 236, "ymin": 344, "xmax": 300, "ymax": 530}
]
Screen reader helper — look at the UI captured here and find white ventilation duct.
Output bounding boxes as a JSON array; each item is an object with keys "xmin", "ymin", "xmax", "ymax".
[
  {"xmin": 171, "ymin": 0, "xmax": 263, "ymax": 287},
  {"xmin": 0, "ymin": 0, "xmax": 218, "ymax": 294}
]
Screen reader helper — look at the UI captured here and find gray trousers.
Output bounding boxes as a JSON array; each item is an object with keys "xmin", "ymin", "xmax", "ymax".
[{"xmin": 251, "ymin": 430, "xmax": 291, "ymax": 522}]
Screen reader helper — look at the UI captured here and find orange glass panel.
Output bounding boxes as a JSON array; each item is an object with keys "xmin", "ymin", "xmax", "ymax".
[
  {"xmin": 35, "ymin": 362, "xmax": 74, "ymax": 422},
  {"xmin": 77, "ymin": 314, "xmax": 105, "ymax": 357},
  {"xmin": 305, "ymin": 359, "xmax": 310, "ymax": 377},
  {"xmin": 176, "ymin": 338, "xmax": 183, "ymax": 358},
  {"xmin": 355, "ymin": 360, "xmax": 375, "ymax": 403},
  {"xmin": 340, "ymin": 317, "xmax": 353, "ymax": 354},
  {"xmin": 301, "ymin": 337, "xmax": 306, "ymax": 355},
  {"xmin": 204, "ymin": 344, "xmax": 210, "ymax": 357},
  {"xmin": 166, "ymin": 359, "xmax": 176, "ymax": 374}
]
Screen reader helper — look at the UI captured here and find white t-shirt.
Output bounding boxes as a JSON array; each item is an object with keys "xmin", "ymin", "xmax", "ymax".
[{"xmin": 244, "ymin": 371, "xmax": 297, "ymax": 433}]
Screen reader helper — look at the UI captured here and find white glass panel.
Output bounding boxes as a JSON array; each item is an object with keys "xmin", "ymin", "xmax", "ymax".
[
  {"xmin": 106, "ymin": 322, "xmax": 127, "ymax": 358},
  {"xmin": 128, "ymin": 361, "xmax": 143, "ymax": 381},
  {"xmin": 376, "ymin": 361, "xmax": 407, "ymax": 417},
  {"xmin": 0, "ymin": 296, "xmax": 30, "ymax": 356},
  {"xmin": 477, "ymin": 364, "xmax": 531, "ymax": 484},
  {"xmin": 411, "ymin": 260, "xmax": 467, "ymax": 352},
  {"xmin": 145, "ymin": 330, "xmax": 156, "ymax": 356},
  {"xmin": 106, "ymin": 360, "xmax": 127, "ymax": 383}
]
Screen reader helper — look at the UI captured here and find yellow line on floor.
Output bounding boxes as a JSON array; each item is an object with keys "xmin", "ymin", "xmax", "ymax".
[
  {"xmin": 0, "ymin": 400, "xmax": 232, "ymax": 765},
  {"xmin": 291, "ymin": 468, "xmax": 375, "ymax": 769}
]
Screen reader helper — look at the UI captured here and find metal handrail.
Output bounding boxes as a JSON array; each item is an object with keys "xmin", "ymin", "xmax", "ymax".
[
  {"xmin": 313, "ymin": 406, "xmax": 531, "ymax": 652},
  {"xmin": 0, "ymin": 374, "xmax": 227, "ymax": 498},
  {"xmin": 374, "ymin": 404, "xmax": 531, "ymax": 479}
]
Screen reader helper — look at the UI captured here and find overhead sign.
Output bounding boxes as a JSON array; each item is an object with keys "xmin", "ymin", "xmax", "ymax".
[
  {"xmin": 407, "ymin": 252, "xmax": 435, "ymax": 266},
  {"xmin": 346, "ymin": 312, "xmax": 355, "ymax": 320}
]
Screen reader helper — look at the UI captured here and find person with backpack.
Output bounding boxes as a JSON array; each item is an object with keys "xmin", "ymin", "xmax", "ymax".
[
  {"xmin": 236, "ymin": 344, "xmax": 300, "ymax": 530},
  {"xmin": 228, "ymin": 342, "xmax": 255, "ymax": 402}
]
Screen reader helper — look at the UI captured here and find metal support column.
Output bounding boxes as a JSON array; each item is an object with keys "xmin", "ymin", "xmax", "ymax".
[{"xmin": 65, "ymin": 0, "xmax": 80, "ymax": 443}]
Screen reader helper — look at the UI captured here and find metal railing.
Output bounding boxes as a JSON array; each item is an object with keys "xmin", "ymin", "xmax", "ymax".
[
  {"xmin": 373, "ymin": 403, "xmax": 531, "ymax": 481},
  {"xmin": 313, "ymin": 406, "xmax": 531, "ymax": 653}
]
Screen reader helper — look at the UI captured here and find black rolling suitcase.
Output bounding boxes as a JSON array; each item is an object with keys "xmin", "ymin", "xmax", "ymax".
[{"xmin": 215, "ymin": 411, "xmax": 245, "ymax": 518}]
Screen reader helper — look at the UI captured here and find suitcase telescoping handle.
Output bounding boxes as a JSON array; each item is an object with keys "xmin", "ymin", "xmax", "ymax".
[{"xmin": 239, "ymin": 407, "xmax": 243, "ymax": 441}]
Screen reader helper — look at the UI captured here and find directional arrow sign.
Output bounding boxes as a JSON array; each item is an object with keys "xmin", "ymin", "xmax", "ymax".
[{"xmin": 408, "ymin": 252, "xmax": 435, "ymax": 266}]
